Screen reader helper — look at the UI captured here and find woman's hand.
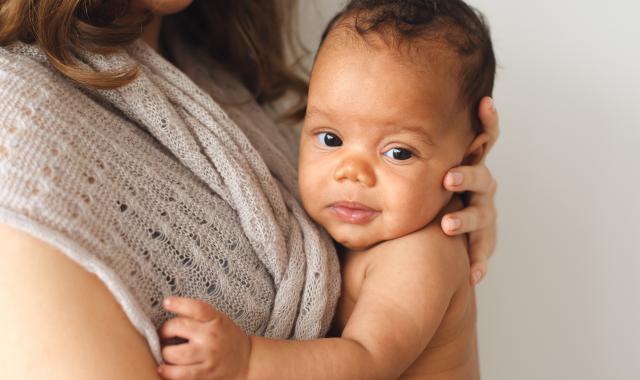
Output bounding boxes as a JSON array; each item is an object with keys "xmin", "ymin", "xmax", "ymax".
[{"xmin": 441, "ymin": 97, "xmax": 499, "ymax": 286}]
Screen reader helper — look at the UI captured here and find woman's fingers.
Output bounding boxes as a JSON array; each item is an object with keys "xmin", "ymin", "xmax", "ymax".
[
  {"xmin": 161, "ymin": 343, "xmax": 203, "ymax": 366},
  {"xmin": 439, "ymin": 96, "xmax": 500, "ymax": 286},
  {"xmin": 159, "ymin": 317, "xmax": 200, "ymax": 340},
  {"xmin": 468, "ymin": 229, "xmax": 496, "ymax": 285},
  {"xmin": 469, "ymin": 258, "xmax": 488, "ymax": 286},
  {"xmin": 444, "ymin": 164, "xmax": 497, "ymax": 194},
  {"xmin": 442, "ymin": 196, "xmax": 497, "ymax": 286},
  {"xmin": 477, "ymin": 96, "xmax": 500, "ymax": 154},
  {"xmin": 441, "ymin": 202, "xmax": 496, "ymax": 236},
  {"xmin": 164, "ymin": 296, "xmax": 220, "ymax": 322}
]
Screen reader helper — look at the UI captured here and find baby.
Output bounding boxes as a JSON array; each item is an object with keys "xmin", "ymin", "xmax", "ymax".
[{"xmin": 158, "ymin": 0, "xmax": 495, "ymax": 379}]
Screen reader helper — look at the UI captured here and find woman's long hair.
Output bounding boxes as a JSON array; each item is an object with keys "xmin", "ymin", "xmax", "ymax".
[{"xmin": 0, "ymin": 0, "xmax": 308, "ymax": 120}]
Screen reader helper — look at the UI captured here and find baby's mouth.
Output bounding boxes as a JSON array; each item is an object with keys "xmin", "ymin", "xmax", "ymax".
[{"xmin": 328, "ymin": 201, "xmax": 380, "ymax": 224}]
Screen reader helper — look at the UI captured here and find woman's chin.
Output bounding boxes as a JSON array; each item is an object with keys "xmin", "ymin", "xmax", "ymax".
[{"xmin": 143, "ymin": 0, "xmax": 194, "ymax": 15}]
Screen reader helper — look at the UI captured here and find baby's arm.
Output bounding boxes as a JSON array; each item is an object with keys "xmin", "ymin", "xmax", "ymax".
[
  {"xmin": 158, "ymin": 297, "xmax": 252, "ymax": 380},
  {"xmin": 251, "ymin": 228, "xmax": 468, "ymax": 379},
  {"xmin": 158, "ymin": 227, "xmax": 467, "ymax": 380}
]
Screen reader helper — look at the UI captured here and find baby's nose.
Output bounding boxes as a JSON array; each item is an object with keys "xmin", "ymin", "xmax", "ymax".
[{"xmin": 333, "ymin": 157, "xmax": 376, "ymax": 187}]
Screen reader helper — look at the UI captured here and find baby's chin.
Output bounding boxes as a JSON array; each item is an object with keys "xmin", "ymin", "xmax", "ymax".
[{"xmin": 330, "ymin": 230, "xmax": 381, "ymax": 252}]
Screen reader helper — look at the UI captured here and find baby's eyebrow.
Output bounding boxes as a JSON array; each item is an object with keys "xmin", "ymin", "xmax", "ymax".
[
  {"xmin": 391, "ymin": 125, "xmax": 437, "ymax": 147},
  {"xmin": 305, "ymin": 106, "xmax": 331, "ymax": 120},
  {"xmin": 306, "ymin": 106, "xmax": 437, "ymax": 147}
]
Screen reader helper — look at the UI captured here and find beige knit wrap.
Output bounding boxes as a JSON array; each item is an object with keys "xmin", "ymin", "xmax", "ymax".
[{"xmin": 0, "ymin": 39, "xmax": 340, "ymax": 362}]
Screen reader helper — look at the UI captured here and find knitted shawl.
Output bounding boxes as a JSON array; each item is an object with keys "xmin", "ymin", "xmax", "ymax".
[{"xmin": 0, "ymin": 40, "xmax": 340, "ymax": 362}]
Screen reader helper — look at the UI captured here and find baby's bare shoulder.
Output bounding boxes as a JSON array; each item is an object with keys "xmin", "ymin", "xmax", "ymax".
[
  {"xmin": 369, "ymin": 223, "xmax": 469, "ymax": 285},
  {"xmin": 345, "ymin": 223, "xmax": 471, "ymax": 364}
]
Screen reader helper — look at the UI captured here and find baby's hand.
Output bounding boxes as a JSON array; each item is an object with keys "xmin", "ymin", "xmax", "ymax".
[{"xmin": 157, "ymin": 296, "xmax": 251, "ymax": 380}]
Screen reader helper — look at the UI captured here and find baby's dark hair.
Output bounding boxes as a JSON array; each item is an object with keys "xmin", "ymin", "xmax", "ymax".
[{"xmin": 319, "ymin": 0, "xmax": 496, "ymax": 133}]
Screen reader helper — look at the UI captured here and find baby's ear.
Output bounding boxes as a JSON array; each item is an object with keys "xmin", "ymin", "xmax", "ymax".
[{"xmin": 462, "ymin": 133, "xmax": 491, "ymax": 165}]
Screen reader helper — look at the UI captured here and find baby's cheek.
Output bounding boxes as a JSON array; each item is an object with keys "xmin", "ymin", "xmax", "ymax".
[
  {"xmin": 386, "ymin": 181, "xmax": 444, "ymax": 232},
  {"xmin": 298, "ymin": 177, "xmax": 324, "ymax": 225},
  {"xmin": 299, "ymin": 158, "xmax": 331, "ymax": 211},
  {"xmin": 297, "ymin": 162, "xmax": 314, "ymax": 203}
]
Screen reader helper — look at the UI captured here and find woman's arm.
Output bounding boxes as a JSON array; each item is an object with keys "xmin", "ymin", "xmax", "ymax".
[{"xmin": 0, "ymin": 224, "xmax": 162, "ymax": 380}]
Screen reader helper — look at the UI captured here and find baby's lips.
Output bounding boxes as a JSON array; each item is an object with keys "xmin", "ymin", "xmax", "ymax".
[
  {"xmin": 330, "ymin": 200, "xmax": 376, "ymax": 212},
  {"xmin": 329, "ymin": 201, "xmax": 380, "ymax": 224}
]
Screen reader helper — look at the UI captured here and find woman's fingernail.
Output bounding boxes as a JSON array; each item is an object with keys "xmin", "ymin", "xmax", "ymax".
[
  {"xmin": 473, "ymin": 271, "xmax": 483, "ymax": 284},
  {"xmin": 489, "ymin": 98, "xmax": 497, "ymax": 113},
  {"xmin": 446, "ymin": 218, "xmax": 461, "ymax": 232},
  {"xmin": 447, "ymin": 172, "xmax": 464, "ymax": 186},
  {"xmin": 163, "ymin": 298, "xmax": 171, "ymax": 307}
]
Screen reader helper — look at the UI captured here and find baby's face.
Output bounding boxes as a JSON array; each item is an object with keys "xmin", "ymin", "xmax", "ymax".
[{"xmin": 299, "ymin": 36, "xmax": 474, "ymax": 251}]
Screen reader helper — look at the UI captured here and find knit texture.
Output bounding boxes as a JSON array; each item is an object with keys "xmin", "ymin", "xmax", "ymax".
[{"xmin": 0, "ymin": 39, "xmax": 340, "ymax": 363}]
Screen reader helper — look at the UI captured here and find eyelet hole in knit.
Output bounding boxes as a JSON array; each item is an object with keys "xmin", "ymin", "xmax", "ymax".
[{"xmin": 20, "ymin": 105, "xmax": 34, "ymax": 117}]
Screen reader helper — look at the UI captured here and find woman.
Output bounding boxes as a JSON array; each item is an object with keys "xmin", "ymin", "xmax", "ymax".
[{"xmin": 0, "ymin": 1, "xmax": 499, "ymax": 379}]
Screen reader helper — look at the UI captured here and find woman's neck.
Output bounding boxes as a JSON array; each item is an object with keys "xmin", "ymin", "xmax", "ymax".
[{"xmin": 141, "ymin": 15, "xmax": 163, "ymax": 53}]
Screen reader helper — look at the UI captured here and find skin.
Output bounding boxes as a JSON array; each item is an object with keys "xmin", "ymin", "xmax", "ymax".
[
  {"xmin": 134, "ymin": 0, "xmax": 500, "ymax": 284},
  {"xmin": 158, "ymin": 222, "xmax": 476, "ymax": 380},
  {"xmin": 155, "ymin": 29, "xmax": 486, "ymax": 380},
  {"xmin": 133, "ymin": 1, "xmax": 499, "ymax": 284},
  {"xmin": 0, "ymin": 224, "xmax": 163, "ymax": 380},
  {"xmin": 299, "ymin": 33, "xmax": 489, "ymax": 252},
  {"xmin": 0, "ymin": 2, "xmax": 193, "ymax": 380},
  {"xmin": 134, "ymin": 0, "xmax": 194, "ymax": 15},
  {"xmin": 135, "ymin": 0, "xmax": 194, "ymax": 51},
  {"xmin": 0, "ymin": 0, "xmax": 499, "ymax": 378}
]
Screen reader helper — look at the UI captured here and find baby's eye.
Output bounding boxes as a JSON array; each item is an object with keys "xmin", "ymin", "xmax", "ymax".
[
  {"xmin": 316, "ymin": 132, "xmax": 343, "ymax": 147},
  {"xmin": 383, "ymin": 147, "xmax": 413, "ymax": 161}
]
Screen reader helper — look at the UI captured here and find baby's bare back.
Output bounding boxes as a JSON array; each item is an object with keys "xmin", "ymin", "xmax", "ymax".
[{"xmin": 334, "ymin": 231, "xmax": 479, "ymax": 379}]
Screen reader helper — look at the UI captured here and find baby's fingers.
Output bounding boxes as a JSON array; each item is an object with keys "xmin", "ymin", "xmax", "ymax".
[
  {"xmin": 164, "ymin": 296, "xmax": 220, "ymax": 322},
  {"xmin": 159, "ymin": 317, "xmax": 200, "ymax": 341},
  {"xmin": 157, "ymin": 363, "xmax": 203, "ymax": 380},
  {"xmin": 162, "ymin": 343, "xmax": 203, "ymax": 366}
]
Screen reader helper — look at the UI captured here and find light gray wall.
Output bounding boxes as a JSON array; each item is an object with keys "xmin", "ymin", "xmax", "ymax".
[{"xmin": 297, "ymin": 1, "xmax": 640, "ymax": 379}]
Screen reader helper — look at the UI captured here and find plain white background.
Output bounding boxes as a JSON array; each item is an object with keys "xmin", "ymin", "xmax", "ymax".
[{"xmin": 298, "ymin": 1, "xmax": 640, "ymax": 378}]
